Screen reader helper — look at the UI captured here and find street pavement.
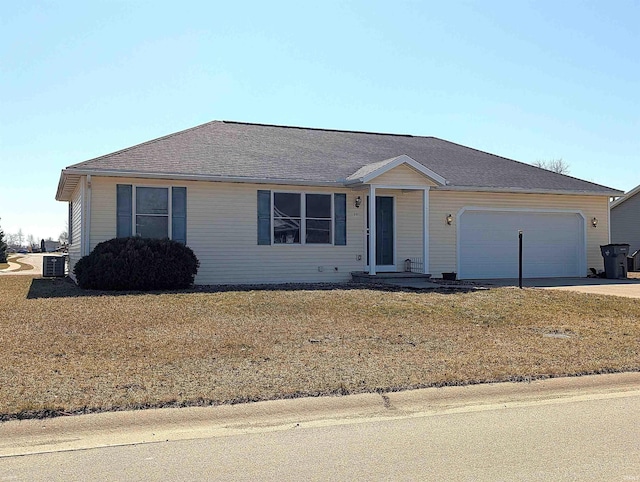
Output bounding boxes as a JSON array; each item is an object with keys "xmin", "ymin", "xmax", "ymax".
[{"xmin": 1, "ymin": 373, "xmax": 639, "ymax": 481}]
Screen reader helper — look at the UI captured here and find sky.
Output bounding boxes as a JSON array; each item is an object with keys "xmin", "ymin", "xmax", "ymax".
[{"xmin": 1, "ymin": 0, "xmax": 638, "ymax": 243}]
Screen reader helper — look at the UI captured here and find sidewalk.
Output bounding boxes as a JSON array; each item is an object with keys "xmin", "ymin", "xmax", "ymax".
[{"xmin": 1, "ymin": 372, "xmax": 639, "ymax": 458}]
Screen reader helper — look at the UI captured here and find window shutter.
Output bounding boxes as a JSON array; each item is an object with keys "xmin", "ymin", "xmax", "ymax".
[
  {"xmin": 172, "ymin": 187, "xmax": 187, "ymax": 244},
  {"xmin": 116, "ymin": 184, "xmax": 132, "ymax": 238},
  {"xmin": 334, "ymin": 193, "xmax": 347, "ymax": 245},
  {"xmin": 257, "ymin": 190, "xmax": 271, "ymax": 245}
]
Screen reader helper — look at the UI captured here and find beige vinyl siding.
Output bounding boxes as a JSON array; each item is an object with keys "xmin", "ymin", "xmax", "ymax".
[
  {"xmin": 611, "ymin": 194, "xmax": 640, "ymax": 253},
  {"xmin": 428, "ymin": 190, "xmax": 610, "ymax": 277},
  {"xmin": 374, "ymin": 164, "xmax": 438, "ymax": 186},
  {"xmin": 86, "ymin": 174, "xmax": 609, "ymax": 284},
  {"xmin": 375, "ymin": 189, "xmax": 424, "ymax": 271},
  {"xmin": 67, "ymin": 181, "xmax": 84, "ymax": 279},
  {"xmin": 89, "ymin": 177, "xmax": 365, "ymax": 284}
]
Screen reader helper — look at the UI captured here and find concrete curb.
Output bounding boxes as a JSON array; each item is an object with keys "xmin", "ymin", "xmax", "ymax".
[{"xmin": 1, "ymin": 372, "xmax": 639, "ymax": 458}]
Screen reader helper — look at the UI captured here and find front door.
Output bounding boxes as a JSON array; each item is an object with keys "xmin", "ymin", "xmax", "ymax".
[{"xmin": 367, "ymin": 196, "xmax": 395, "ymax": 270}]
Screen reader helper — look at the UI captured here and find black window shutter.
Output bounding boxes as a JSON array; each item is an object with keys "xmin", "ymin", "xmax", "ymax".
[
  {"xmin": 116, "ymin": 184, "xmax": 132, "ymax": 238},
  {"xmin": 257, "ymin": 190, "xmax": 271, "ymax": 245},
  {"xmin": 172, "ymin": 187, "xmax": 187, "ymax": 244},
  {"xmin": 334, "ymin": 193, "xmax": 347, "ymax": 245},
  {"xmin": 68, "ymin": 202, "xmax": 73, "ymax": 244}
]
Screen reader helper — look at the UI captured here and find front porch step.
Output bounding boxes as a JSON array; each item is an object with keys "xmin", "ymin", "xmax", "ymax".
[{"xmin": 351, "ymin": 271, "xmax": 432, "ymax": 283}]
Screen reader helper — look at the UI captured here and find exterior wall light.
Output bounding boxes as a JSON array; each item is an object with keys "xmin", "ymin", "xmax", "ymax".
[
  {"xmin": 592, "ymin": 217, "xmax": 598, "ymax": 228},
  {"xmin": 354, "ymin": 196, "xmax": 362, "ymax": 208},
  {"xmin": 446, "ymin": 214, "xmax": 453, "ymax": 225}
]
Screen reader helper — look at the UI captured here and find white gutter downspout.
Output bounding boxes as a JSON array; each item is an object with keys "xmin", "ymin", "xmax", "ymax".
[
  {"xmin": 423, "ymin": 188, "xmax": 429, "ymax": 274},
  {"xmin": 607, "ymin": 196, "xmax": 611, "ymax": 243},
  {"xmin": 85, "ymin": 175, "xmax": 92, "ymax": 256}
]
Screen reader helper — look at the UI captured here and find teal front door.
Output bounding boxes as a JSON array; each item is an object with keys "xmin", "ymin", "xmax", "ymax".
[{"xmin": 367, "ymin": 196, "xmax": 394, "ymax": 268}]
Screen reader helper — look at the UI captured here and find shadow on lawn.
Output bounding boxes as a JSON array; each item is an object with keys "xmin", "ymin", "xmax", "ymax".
[{"xmin": 26, "ymin": 277, "xmax": 479, "ymax": 300}]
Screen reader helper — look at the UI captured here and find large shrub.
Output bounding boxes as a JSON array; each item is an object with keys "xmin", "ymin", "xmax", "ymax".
[{"xmin": 74, "ymin": 237, "xmax": 199, "ymax": 290}]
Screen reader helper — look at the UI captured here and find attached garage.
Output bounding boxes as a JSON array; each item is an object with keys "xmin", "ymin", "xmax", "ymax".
[{"xmin": 457, "ymin": 209, "xmax": 586, "ymax": 279}]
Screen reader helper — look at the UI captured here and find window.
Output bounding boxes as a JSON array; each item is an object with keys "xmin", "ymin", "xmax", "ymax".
[
  {"xmin": 274, "ymin": 193, "xmax": 301, "ymax": 244},
  {"xmin": 117, "ymin": 184, "xmax": 187, "ymax": 243},
  {"xmin": 257, "ymin": 190, "xmax": 346, "ymax": 246},
  {"xmin": 305, "ymin": 194, "xmax": 331, "ymax": 244},
  {"xmin": 272, "ymin": 192, "xmax": 332, "ymax": 244},
  {"xmin": 136, "ymin": 187, "xmax": 169, "ymax": 239}
]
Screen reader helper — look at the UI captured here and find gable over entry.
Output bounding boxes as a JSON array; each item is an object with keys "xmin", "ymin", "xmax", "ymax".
[{"xmin": 346, "ymin": 155, "xmax": 447, "ymax": 276}]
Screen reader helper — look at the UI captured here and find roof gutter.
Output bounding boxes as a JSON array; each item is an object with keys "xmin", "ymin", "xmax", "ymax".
[
  {"xmin": 58, "ymin": 168, "xmax": 344, "ymax": 188},
  {"xmin": 56, "ymin": 168, "xmax": 623, "ymax": 198},
  {"xmin": 433, "ymin": 185, "xmax": 623, "ymax": 197}
]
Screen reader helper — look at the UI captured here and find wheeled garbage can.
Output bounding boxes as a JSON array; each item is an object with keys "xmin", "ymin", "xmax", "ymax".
[{"xmin": 600, "ymin": 244, "xmax": 630, "ymax": 279}]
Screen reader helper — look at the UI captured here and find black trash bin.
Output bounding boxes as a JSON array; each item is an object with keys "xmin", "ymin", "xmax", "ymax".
[{"xmin": 600, "ymin": 244, "xmax": 630, "ymax": 279}]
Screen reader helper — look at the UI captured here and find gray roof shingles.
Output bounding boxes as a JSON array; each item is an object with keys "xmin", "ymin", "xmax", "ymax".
[{"xmin": 65, "ymin": 120, "xmax": 620, "ymax": 194}]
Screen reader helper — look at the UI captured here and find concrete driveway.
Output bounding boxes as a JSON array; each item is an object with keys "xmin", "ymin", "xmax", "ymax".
[
  {"xmin": 0, "ymin": 253, "xmax": 50, "ymax": 276},
  {"xmin": 477, "ymin": 276, "xmax": 640, "ymax": 299}
]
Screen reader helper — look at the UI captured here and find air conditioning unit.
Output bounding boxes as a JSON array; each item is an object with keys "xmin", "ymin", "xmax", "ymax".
[{"xmin": 43, "ymin": 256, "xmax": 66, "ymax": 277}]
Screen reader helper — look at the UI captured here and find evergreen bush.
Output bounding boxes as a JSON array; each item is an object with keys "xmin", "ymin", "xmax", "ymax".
[{"xmin": 74, "ymin": 237, "xmax": 199, "ymax": 290}]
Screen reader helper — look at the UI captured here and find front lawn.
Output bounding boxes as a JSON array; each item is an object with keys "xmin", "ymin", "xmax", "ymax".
[{"xmin": 1, "ymin": 276, "xmax": 639, "ymax": 421}]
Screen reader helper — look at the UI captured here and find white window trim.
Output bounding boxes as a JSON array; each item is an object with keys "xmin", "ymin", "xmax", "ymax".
[{"xmin": 271, "ymin": 191, "xmax": 335, "ymax": 246}]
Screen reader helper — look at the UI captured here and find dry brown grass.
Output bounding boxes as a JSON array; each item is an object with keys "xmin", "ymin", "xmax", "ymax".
[{"xmin": 1, "ymin": 275, "xmax": 639, "ymax": 420}]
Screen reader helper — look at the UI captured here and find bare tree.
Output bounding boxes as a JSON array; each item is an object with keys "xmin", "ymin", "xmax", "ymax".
[
  {"xmin": 16, "ymin": 229, "xmax": 24, "ymax": 246},
  {"xmin": 533, "ymin": 158, "xmax": 570, "ymax": 175},
  {"xmin": 59, "ymin": 219, "xmax": 69, "ymax": 245},
  {"xmin": 27, "ymin": 234, "xmax": 35, "ymax": 247}
]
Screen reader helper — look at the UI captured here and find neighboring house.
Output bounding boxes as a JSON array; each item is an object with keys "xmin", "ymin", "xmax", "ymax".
[
  {"xmin": 611, "ymin": 184, "xmax": 640, "ymax": 254},
  {"xmin": 55, "ymin": 121, "xmax": 622, "ymax": 284},
  {"xmin": 42, "ymin": 240, "xmax": 59, "ymax": 253}
]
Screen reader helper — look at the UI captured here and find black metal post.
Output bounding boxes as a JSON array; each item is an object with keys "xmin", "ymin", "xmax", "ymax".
[{"xmin": 518, "ymin": 230, "xmax": 523, "ymax": 289}]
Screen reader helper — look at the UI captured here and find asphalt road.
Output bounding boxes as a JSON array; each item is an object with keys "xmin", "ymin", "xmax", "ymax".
[{"xmin": 1, "ymin": 376, "xmax": 639, "ymax": 481}]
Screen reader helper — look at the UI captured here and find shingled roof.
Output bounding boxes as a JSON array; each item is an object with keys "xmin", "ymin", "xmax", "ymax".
[{"xmin": 57, "ymin": 120, "xmax": 621, "ymax": 200}]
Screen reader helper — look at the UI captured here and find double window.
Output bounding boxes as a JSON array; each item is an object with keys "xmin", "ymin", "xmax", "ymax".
[
  {"xmin": 258, "ymin": 190, "xmax": 346, "ymax": 246},
  {"xmin": 117, "ymin": 185, "xmax": 187, "ymax": 244},
  {"xmin": 273, "ymin": 193, "xmax": 332, "ymax": 244}
]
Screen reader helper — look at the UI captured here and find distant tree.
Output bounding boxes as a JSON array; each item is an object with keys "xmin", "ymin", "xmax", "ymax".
[
  {"xmin": 0, "ymin": 220, "xmax": 7, "ymax": 263},
  {"xmin": 59, "ymin": 220, "xmax": 69, "ymax": 245},
  {"xmin": 533, "ymin": 158, "xmax": 570, "ymax": 175},
  {"xmin": 16, "ymin": 229, "xmax": 24, "ymax": 246},
  {"xmin": 27, "ymin": 234, "xmax": 35, "ymax": 247}
]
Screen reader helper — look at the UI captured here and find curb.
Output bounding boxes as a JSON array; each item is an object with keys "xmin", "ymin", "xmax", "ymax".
[{"xmin": 1, "ymin": 372, "xmax": 639, "ymax": 458}]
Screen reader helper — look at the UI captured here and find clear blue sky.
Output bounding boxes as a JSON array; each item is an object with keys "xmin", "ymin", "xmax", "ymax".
[{"xmin": 1, "ymin": 1, "xmax": 638, "ymax": 242}]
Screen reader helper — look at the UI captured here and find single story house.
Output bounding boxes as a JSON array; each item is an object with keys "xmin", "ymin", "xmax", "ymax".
[
  {"xmin": 55, "ymin": 121, "xmax": 622, "ymax": 284},
  {"xmin": 611, "ymin": 184, "xmax": 640, "ymax": 254}
]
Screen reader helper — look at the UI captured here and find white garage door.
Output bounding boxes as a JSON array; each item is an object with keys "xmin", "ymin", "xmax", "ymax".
[{"xmin": 458, "ymin": 210, "xmax": 585, "ymax": 279}]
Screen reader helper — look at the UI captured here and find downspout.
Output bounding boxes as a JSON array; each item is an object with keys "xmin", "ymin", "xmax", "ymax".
[
  {"xmin": 607, "ymin": 197, "xmax": 611, "ymax": 243},
  {"xmin": 423, "ymin": 188, "xmax": 429, "ymax": 274},
  {"xmin": 85, "ymin": 175, "xmax": 92, "ymax": 256}
]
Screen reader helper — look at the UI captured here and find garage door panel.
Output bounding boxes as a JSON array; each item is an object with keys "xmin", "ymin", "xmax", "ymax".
[{"xmin": 459, "ymin": 210, "xmax": 584, "ymax": 279}]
